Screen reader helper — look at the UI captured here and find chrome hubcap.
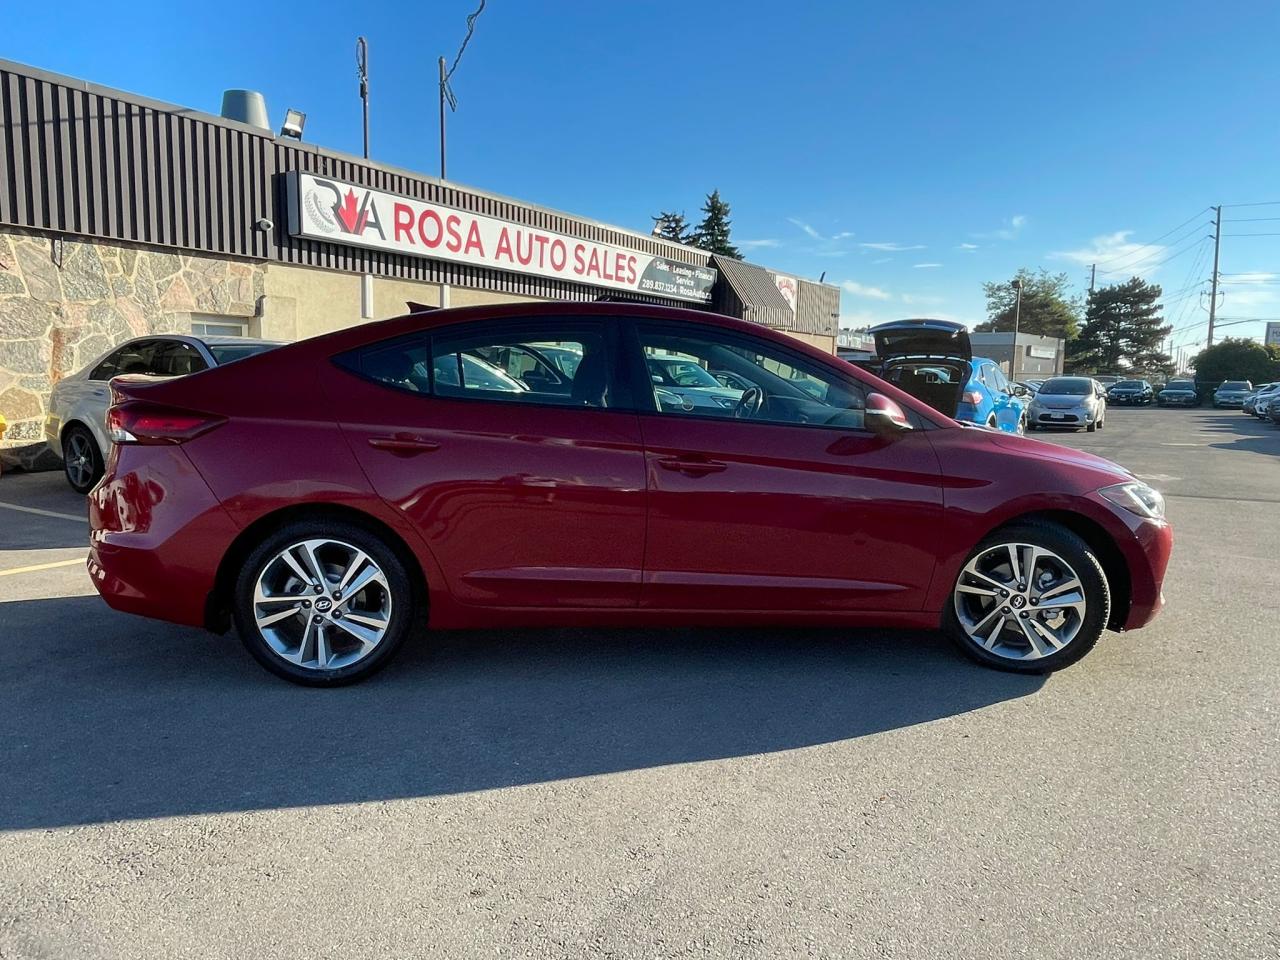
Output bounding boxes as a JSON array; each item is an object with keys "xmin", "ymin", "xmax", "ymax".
[
  {"xmin": 953, "ymin": 542, "xmax": 1087, "ymax": 660},
  {"xmin": 252, "ymin": 539, "xmax": 392, "ymax": 671}
]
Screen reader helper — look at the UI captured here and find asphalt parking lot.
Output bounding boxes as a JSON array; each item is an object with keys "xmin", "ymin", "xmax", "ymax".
[{"xmin": 1, "ymin": 407, "xmax": 1277, "ymax": 959}]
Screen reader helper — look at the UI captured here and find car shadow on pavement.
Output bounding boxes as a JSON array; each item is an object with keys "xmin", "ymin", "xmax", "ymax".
[{"xmin": 0, "ymin": 596, "xmax": 1045, "ymax": 831}]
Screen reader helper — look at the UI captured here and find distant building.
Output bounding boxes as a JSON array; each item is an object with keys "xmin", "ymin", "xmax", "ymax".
[{"xmin": 969, "ymin": 332, "xmax": 1064, "ymax": 380}]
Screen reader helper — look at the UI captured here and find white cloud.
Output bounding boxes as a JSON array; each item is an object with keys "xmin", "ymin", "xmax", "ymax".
[
  {"xmin": 832, "ymin": 230, "xmax": 856, "ymax": 240},
  {"xmin": 1222, "ymin": 272, "xmax": 1278, "ymax": 284},
  {"xmin": 956, "ymin": 242, "xmax": 979, "ymax": 251},
  {"xmin": 840, "ymin": 280, "xmax": 892, "ymax": 301},
  {"xmin": 913, "ymin": 262, "xmax": 942, "ymax": 269},
  {"xmin": 787, "ymin": 217, "xmax": 824, "ymax": 241},
  {"xmin": 1051, "ymin": 230, "xmax": 1180, "ymax": 279},
  {"xmin": 973, "ymin": 215, "xmax": 1027, "ymax": 241},
  {"xmin": 860, "ymin": 241, "xmax": 926, "ymax": 251},
  {"xmin": 871, "ymin": 257, "xmax": 893, "ymax": 264},
  {"xmin": 739, "ymin": 238, "xmax": 780, "ymax": 249}
]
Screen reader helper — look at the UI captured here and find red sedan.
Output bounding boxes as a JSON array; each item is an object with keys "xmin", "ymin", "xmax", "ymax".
[{"xmin": 87, "ymin": 303, "xmax": 1172, "ymax": 685}]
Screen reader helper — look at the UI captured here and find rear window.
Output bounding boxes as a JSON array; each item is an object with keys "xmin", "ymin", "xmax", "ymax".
[
  {"xmin": 1220, "ymin": 381, "xmax": 1250, "ymax": 390},
  {"xmin": 1166, "ymin": 381, "xmax": 1194, "ymax": 389},
  {"xmin": 1039, "ymin": 378, "xmax": 1092, "ymax": 395},
  {"xmin": 208, "ymin": 342, "xmax": 279, "ymax": 365}
]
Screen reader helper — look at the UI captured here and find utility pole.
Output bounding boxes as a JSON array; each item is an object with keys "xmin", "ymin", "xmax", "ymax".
[
  {"xmin": 1208, "ymin": 204, "xmax": 1222, "ymax": 346},
  {"xmin": 1089, "ymin": 263, "xmax": 1096, "ymax": 296},
  {"xmin": 356, "ymin": 37, "xmax": 369, "ymax": 159},
  {"xmin": 438, "ymin": 56, "xmax": 448, "ymax": 179},
  {"xmin": 1010, "ymin": 277, "xmax": 1024, "ymax": 381}
]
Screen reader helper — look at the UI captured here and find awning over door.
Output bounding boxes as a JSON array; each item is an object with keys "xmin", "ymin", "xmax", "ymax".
[{"xmin": 710, "ymin": 256, "xmax": 795, "ymax": 329}]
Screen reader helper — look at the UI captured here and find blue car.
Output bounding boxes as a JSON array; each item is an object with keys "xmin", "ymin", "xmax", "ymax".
[{"xmin": 865, "ymin": 319, "xmax": 1030, "ymax": 434}]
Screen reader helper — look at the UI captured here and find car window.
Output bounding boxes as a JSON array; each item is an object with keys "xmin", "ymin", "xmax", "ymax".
[
  {"xmin": 1040, "ymin": 378, "xmax": 1092, "ymax": 395},
  {"xmin": 91, "ymin": 340, "xmax": 160, "ymax": 379},
  {"xmin": 988, "ymin": 365, "xmax": 1010, "ymax": 392},
  {"xmin": 636, "ymin": 325, "xmax": 866, "ymax": 430},
  {"xmin": 152, "ymin": 340, "xmax": 209, "ymax": 377},
  {"xmin": 336, "ymin": 322, "xmax": 613, "ymax": 409},
  {"xmin": 206, "ymin": 342, "xmax": 278, "ymax": 365}
]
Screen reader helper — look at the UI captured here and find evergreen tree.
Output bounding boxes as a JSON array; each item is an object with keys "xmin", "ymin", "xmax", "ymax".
[
  {"xmin": 974, "ymin": 269, "xmax": 1081, "ymax": 340},
  {"xmin": 689, "ymin": 190, "xmax": 741, "ymax": 259},
  {"xmin": 650, "ymin": 211, "xmax": 692, "ymax": 244},
  {"xmin": 1066, "ymin": 277, "xmax": 1173, "ymax": 376}
]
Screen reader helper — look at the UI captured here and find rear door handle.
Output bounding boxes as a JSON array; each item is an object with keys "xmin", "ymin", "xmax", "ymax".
[
  {"xmin": 656, "ymin": 456, "xmax": 727, "ymax": 476},
  {"xmin": 367, "ymin": 435, "xmax": 441, "ymax": 456}
]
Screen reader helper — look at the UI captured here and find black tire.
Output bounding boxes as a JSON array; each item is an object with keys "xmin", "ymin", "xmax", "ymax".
[
  {"xmin": 231, "ymin": 518, "xmax": 419, "ymax": 686},
  {"xmin": 986, "ymin": 415, "xmax": 999, "ymax": 430},
  {"xmin": 943, "ymin": 521, "xmax": 1111, "ymax": 674},
  {"xmin": 1097, "ymin": 417, "xmax": 1104, "ymax": 430},
  {"xmin": 1086, "ymin": 419, "xmax": 1098, "ymax": 432},
  {"xmin": 62, "ymin": 424, "xmax": 104, "ymax": 494}
]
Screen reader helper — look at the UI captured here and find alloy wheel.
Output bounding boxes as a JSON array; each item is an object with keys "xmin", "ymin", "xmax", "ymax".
[
  {"xmin": 952, "ymin": 542, "xmax": 1087, "ymax": 661},
  {"xmin": 65, "ymin": 432, "xmax": 94, "ymax": 489},
  {"xmin": 252, "ymin": 538, "xmax": 393, "ymax": 671}
]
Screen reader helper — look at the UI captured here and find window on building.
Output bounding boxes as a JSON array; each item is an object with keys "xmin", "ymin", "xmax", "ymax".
[{"xmin": 192, "ymin": 317, "xmax": 249, "ymax": 338}]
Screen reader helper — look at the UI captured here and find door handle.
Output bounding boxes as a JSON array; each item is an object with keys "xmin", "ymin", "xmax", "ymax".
[
  {"xmin": 656, "ymin": 456, "xmax": 727, "ymax": 476},
  {"xmin": 367, "ymin": 435, "xmax": 441, "ymax": 456}
]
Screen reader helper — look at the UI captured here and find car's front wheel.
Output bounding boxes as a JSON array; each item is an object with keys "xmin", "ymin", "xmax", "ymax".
[
  {"xmin": 943, "ymin": 522, "xmax": 1110, "ymax": 673},
  {"xmin": 62, "ymin": 424, "xmax": 103, "ymax": 494},
  {"xmin": 232, "ymin": 519, "xmax": 418, "ymax": 686}
]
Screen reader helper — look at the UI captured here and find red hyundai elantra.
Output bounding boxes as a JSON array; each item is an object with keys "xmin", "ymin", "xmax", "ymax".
[{"xmin": 87, "ymin": 303, "xmax": 1172, "ymax": 685}]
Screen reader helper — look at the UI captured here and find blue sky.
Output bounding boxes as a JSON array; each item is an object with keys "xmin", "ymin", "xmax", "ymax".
[{"xmin": 7, "ymin": 0, "xmax": 1280, "ymax": 354}]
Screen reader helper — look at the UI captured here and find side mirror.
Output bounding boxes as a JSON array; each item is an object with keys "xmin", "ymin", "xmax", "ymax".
[
  {"xmin": 1012, "ymin": 384, "xmax": 1028, "ymax": 397},
  {"xmin": 651, "ymin": 374, "xmax": 664, "ymax": 384},
  {"xmin": 866, "ymin": 392, "xmax": 913, "ymax": 438}
]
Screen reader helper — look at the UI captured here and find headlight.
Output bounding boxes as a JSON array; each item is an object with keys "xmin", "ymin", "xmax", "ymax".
[{"xmin": 1099, "ymin": 482, "xmax": 1165, "ymax": 520}]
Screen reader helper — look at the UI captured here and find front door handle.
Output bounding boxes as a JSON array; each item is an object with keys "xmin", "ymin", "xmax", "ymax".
[
  {"xmin": 656, "ymin": 456, "xmax": 727, "ymax": 476},
  {"xmin": 367, "ymin": 435, "xmax": 441, "ymax": 456}
]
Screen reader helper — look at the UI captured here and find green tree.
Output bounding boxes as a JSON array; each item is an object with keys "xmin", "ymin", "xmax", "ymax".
[
  {"xmin": 1066, "ymin": 277, "xmax": 1173, "ymax": 376},
  {"xmin": 689, "ymin": 190, "xmax": 741, "ymax": 259},
  {"xmin": 650, "ymin": 211, "xmax": 692, "ymax": 245},
  {"xmin": 975, "ymin": 269, "xmax": 1080, "ymax": 340},
  {"xmin": 1190, "ymin": 338, "xmax": 1280, "ymax": 386}
]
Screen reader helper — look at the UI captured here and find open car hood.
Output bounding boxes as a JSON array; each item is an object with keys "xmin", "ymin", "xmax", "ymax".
[{"xmin": 868, "ymin": 318, "xmax": 971, "ymax": 360}]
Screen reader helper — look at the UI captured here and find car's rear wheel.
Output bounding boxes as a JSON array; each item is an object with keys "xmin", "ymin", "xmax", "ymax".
[
  {"xmin": 943, "ymin": 522, "xmax": 1110, "ymax": 673},
  {"xmin": 62, "ymin": 424, "xmax": 103, "ymax": 494},
  {"xmin": 986, "ymin": 414, "xmax": 998, "ymax": 430},
  {"xmin": 232, "ymin": 519, "xmax": 417, "ymax": 686}
]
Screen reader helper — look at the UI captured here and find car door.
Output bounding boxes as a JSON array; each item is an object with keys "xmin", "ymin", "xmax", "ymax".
[
  {"xmin": 627, "ymin": 320, "xmax": 945, "ymax": 612},
  {"xmin": 328, "ymin": 316, "xmax": 647, "ymax": 609},
  {"xmin": 985, "ymin": 363, "xmax": 1022, "ymax": 430}
]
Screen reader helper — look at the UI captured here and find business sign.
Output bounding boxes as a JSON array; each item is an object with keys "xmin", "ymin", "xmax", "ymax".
[
  {"xmin": 771, "ymin": 272, "xmax": 798, "ymax": 313},
  {"xmin": 1028, "ymin": 345, "xmax": 1058, "ymax": 359},
  {"xmin": 1266, "ymin": 322, "xmax": 1280, "ymax": 347},
  {"xmin": 285, "ymin": 173, "xmax": 716, "ymax": 304}
]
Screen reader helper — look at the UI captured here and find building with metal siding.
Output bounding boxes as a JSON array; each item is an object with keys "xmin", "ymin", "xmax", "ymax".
[{"xmin": 0, "ymin": 58, "xmax": 838, "ymax": 466}]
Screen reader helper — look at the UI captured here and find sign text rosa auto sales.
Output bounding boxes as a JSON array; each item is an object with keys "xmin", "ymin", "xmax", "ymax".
[{"xmin": 286, "ymin": 173, "xmax": 716, "ymax": 303}]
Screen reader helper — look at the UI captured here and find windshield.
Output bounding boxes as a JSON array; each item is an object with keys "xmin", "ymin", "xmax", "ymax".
[
  {"xmin": 1038, "ymin": 378, "xmax": 1093, "ymax": 396},
  {"xmin": 1220, "ymin": 381, "xmax": 1250, "ymax": 390},
  {"xmin": 649, "ymin": 358, "xmax": 721, "ymax": 388},
  {"xmin": 1116, "ymin": 380, "xmax": 1144, "ymax": 389},
  {"xmin": 207, "ymin": 342, "xmax": 278, "ymax": 365}
]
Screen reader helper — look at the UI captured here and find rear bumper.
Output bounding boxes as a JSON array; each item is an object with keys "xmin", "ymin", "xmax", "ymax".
[{"xmin": 87, "ymin": 445, "xmax": 239, "ymax": 628}]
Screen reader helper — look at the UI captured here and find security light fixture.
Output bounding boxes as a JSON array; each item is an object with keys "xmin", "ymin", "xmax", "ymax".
[{"xmin": 280, "ymin": 109, "xmax": 306, "ymax": 140}]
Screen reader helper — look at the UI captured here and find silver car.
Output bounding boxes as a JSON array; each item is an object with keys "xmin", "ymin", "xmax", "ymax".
[
  {"xmin": 45, "ymin": 335, "xmax": 280, "ymax": 492},
  {"xmin": 1026, "ymin": 376, "xmax": 1108, "ymax": 433}
]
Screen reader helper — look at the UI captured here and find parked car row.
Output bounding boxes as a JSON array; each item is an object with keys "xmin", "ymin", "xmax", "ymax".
[{"xmin": 1241, "ymin": 382, "xmax": 1280, "ymax": 423}]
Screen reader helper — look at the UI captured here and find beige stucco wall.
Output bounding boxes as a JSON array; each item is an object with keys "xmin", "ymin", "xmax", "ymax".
[
  {"xmin": 445, "ymin": 286, "xmax": 544, "ymax": 309},
  {"xmin": 258, "ymin": 264, "xmax": 445, "ymax": 341},
  {"xmin": 781, "ymin": 330, "xmax": 836, "ymax": 355}
]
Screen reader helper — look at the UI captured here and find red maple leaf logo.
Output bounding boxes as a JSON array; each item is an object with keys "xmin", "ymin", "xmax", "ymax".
[{"xmin": 334, "ymin": 189, "xmax": 368, "ymax": 234}]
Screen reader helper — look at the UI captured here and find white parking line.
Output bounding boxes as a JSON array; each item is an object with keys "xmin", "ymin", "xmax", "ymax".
[
  {"xmin": 0, "ymin": 501, "xmax": 86, "ymax": 523},
  {"xmin": 0, "ymin": 557, "xmax": 86, "ymax": 577}
]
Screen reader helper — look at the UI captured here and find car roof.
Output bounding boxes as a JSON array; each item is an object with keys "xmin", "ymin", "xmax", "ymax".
[{"xmin": 197, "ymin": 335, "xmax": 283, "ymax": 346}]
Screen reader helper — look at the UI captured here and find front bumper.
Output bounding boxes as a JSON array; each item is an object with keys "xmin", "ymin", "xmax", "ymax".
[
  {"xmin": 1158, "ymin": 394, "xmax": 1197, "ymax": 406},
  {"xmin": 1031, "ymin": 406, "xmax": 1096, "ymax": 426}
]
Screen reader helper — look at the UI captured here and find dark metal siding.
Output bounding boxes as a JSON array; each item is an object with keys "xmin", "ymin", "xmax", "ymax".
[
  {"xmin": 0, "ymin": 60, "xmax": 708, "ymax": 307},
  {"xmin": 711, "ymin": 256, "xmax": 795, "ymax": 329},
  {"xmin": 796, "ymin": 279, "xmax": 839, "ymax": 337}
]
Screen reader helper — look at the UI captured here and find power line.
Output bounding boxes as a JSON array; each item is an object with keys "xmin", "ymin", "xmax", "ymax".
[
  {"xmin": 1221, "ymin": 200, "xmax": 1280, "ymax": 208},
  {"xmin": 1222, "ymin": 217, "xmax": 1280, "ymax": 223},
  {"xmin": 1223, "ymin": 232, "xmax": 1280, "ymax": 238},
  {"xmin": 1097, "ymin": 234, "xmax": 1210, "ymax": 276},
  {"xmin": 1090, "ymin": 207, "xmax": 1213, "ymax": 269}
]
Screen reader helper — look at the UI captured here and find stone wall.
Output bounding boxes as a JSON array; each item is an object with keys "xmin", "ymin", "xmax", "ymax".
[{"xmin": 0, "ymin": 228, "xmax": 265, "ymax": 470}]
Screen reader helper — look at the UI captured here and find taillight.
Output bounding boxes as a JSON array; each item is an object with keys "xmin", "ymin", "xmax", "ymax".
[
  {"xmin": 107, "ymin": 401, "xmax": 225, "ymax": 445},
  {"xmin": 961, "ymin": 390, "xmax": 983, "ymax": 405}
]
